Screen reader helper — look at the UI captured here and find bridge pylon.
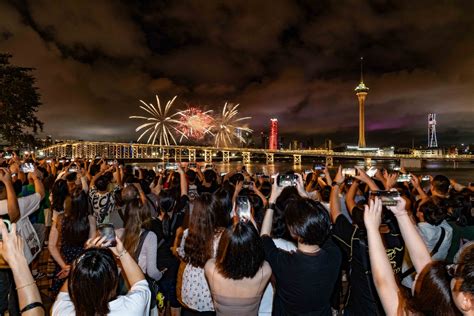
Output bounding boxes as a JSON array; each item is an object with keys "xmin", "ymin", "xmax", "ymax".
[
  {"xmin": 222, "ymin": 151, "xmax": 230, "ymax": 164},
  {"xmin": 204, "ymin": 150, "xmax": 213, "ymax": 164},
  {"xmin": 326, "ymin": 156, "xmax": 333, "ymax": 167},
  {"xmin": 266, "ymin": 153, "xmax": 274, "ymax": 165},
  {"xmin": 293, "ymin": 154, "xmax": 301, "ymax": 165},
  {"xmin": 242, "ymin": 152, "xmax": 251, "ymax": 165},
  {"xmin": 188, "ymin": 149, "xmax": 196, "ymax": 162}
]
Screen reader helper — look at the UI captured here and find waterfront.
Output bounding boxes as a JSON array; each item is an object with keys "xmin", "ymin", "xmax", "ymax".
[{"xmin": 134, "ymin": 160, "xmax": 474, "ymax": 185}]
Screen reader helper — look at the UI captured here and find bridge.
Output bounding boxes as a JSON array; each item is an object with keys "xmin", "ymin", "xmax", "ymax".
[{"xmin": 40, "ymin": 141, "xmax": 473, "ymax": 168}]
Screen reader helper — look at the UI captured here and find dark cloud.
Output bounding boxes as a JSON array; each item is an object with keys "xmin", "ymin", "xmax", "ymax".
[{"xmin": 0, "ymin": 0, "xmax": 473, "ymax": 147}]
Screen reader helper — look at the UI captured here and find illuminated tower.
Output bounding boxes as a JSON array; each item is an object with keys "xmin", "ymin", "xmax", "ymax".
[
  {"xmin": 428, "ymin": 113, "xmax": 438, "ymax": 148},
  {"xmin": 355, "ymin": 57, "xmax": 369, "ymax": 148},
  {"xmin": 269, "ymin": 118, "xmax": 278, "ymax": 150}
]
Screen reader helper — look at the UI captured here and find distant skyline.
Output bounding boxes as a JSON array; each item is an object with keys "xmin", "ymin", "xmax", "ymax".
[{"xmin": 0, "ymin": 1, "xmax": 473, "ymax": 147}]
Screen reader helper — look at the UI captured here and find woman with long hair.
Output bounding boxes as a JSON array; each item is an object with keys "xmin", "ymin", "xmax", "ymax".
[
  {"xmin": 52, "ymin": 237, "xmax": 151, "ymax": 316},
  {"xmin": 116, "ymin": 200, "xmax": 162, "ymax": 314},
  {"xmin": 177, "ymin": 193, "xmax": 223, "ymax": 315},
  {"xmin": 48, "ymin": 188, "xmax": 96, "ymax": 296},
  {"xmin": 205, "ymin": 220, "xmax": 271, "ymax": 315}
]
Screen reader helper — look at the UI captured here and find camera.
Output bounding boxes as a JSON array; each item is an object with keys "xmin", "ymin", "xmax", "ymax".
[
  {"xmin": 370, "ymin": 190, "xmax": 400, "ymax": 206},
  {"xmin": 396, "ymin": 174, "xmax": 412, "ymax": 182},
  {"xmin": 277, "ymin": 174, "xmax": 297, "ymax": 187},
  {"xmin": 165, "ymin": 162, "xmax": 179, "ymax": 171},
  {"xmin": 313, "ymin": 164, "xmax": 325, "ymax": 171},
  {"xmin": 342, "ymin": 168, "xmax": 356, "ymax": 178},
  {"xmin": 20, "ymin": 163, "xmax": 35, "ymax": 173}
]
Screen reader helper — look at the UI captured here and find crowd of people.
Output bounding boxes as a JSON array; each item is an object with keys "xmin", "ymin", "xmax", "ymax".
[{"xmin": 0, "ymin": 151, "xmax": 473, "ymax": 316}]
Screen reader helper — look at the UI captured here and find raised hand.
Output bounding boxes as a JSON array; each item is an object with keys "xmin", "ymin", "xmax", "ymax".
[
  {"xmin": 363, "ymin": 197, "xmax": 383, "ymax": 231},
  {"xmin": 268, "ymin": 173, "xmax": 283, "ymax": 204},
  {"xmin": 388, "ymin": 197, "xmax": 407, "ymax": 218},
  {"xmin": 0, "ymin": 222, "xmax": 24, "ymax": 264},
  {"xmin": 333, "ymin": 165, "xmax": 343, "ymax": 184}
]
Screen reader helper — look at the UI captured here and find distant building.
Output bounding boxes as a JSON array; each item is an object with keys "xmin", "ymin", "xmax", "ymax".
[{"xmin": 269, "ymin": 118, "xmax": 278, "ymax": 150}]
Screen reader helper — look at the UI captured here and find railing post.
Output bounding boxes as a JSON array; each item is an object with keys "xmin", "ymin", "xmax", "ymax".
[
  {"xmin": 204, "ymin": 150, "xmax": 212, "ymax": 164},
  {"xmin": 188, "ymin": 148, "xmax": 196, "ymax": 162},
  {"xmin": 175, "ymin": 148, "xmax": 182, "ymax": 162},
  {"xmin": 326, "ymin": 156, "xmax": 333, "ymax": 167},
  {"xmin": 293, "ymin": 154, "xmax": 301, "ymax": 165},
  {"xmin": 266, "ymin": 153, "xmax": 274, "ymax": 165},
  {"xmin": 222, "ymin": 151, "xmax": 230, "ymax": 164},
  {"xmin": 242, "ymin": 152, "xmax": 251, "ymax": 165},
  {"xmin": 364, "ymin": 157, "xmax": 372, "ymax": 167}
]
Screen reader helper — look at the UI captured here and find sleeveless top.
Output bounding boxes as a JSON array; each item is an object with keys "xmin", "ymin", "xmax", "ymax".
[{"xmin": 210, "ymin": 264, "xmax": 266, "ymax": 316}]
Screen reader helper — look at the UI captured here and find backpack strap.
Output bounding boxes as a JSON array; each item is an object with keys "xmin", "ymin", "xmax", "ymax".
[
  {"xmin": 400, "ymin": 227, "xmax": 446, "ymax": 280},
  {"xmin": 134, "ymin": 230, "xmax": 150, "ymax": 260}
]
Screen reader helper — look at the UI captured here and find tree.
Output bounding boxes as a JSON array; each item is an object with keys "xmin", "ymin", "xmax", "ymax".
[{"xmin": 0, "ymin": 53, "xmax": 43, "ymax": 146}]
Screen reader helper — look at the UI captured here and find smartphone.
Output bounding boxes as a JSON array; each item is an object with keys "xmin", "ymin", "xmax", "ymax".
[
  {"xmin": 313, "ymin": 164, "xmax": 325, "ymax": 171},
  {"xmin": 20, "ymin": 163, "xmax": 35, "ymax": 173},
  {"xmin": 165, "ymin": 162, "xmax": 179, "ymax": 171},
  {"xmin": 46, "ymin": 159, "xmax": 52, "ymax": 164},
  {"xmin": 133, "ymin": 166, "xmax": 140, "ymax": 171},
  {"xmin": 366, "ymin": 167, "xmax": 377, "ymax": 178},
  {"xmin": 370, "ymin": 190, "xmax": 401, "ymax": 206},
  {"xmin": 0, "ymin": 219, "xmax": 12, "ymax": 240},
  {"xmin": 235, "ymin": 196, "xmax": 251, "ymax": 219},
  {"xmin": 68, "ymin": 167, "xmax": 78, "ymax": 173},
  {"xmin": 4, "ymin": 153, "xmax": 12, "ymax": 159},
  {"xmin": 205, "ymin": 164, "xmax": 213, "ymax": 170},
  {"xmin": 304, "ymin": 169, "xmax": 313, "ymax": 175},
  {"xmin": 342, "ymin": 168, "xmax": 356, "ymax": 178},
  {"xmin": 421, "ymin": 175, "xmax": 430, "ymax": 181},
  {"xmin": 393, "ymin": 166, "xmax": 401, "ymax": 171},
  {"xmin": 97, "ymin": 224, "xmax": 117, "ymax": 247},
  {"xmin": 397, "ymin": 174, "xmax": 412, "ymax": 182},
  {"xmin": 220, "ymin": 172, "xmax": 227, "ymax": 177},
  {"xmin": 261, "ymin": 175, "xmax": 270, "ymax": 180},
  {"xmin": 188, "ymin": 162, "xmax": 197, "ymax": 169},
  {"xmin": 277, "ymin": 174, "xmax": 297, "ymax": 187},
  {"xmin": 107, "ymin": 160, "xmax": 114, "ymax": 165}
]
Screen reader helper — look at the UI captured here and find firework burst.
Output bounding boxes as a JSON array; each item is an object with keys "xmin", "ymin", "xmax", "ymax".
[
  {"xmin": 129, "ymin": 95, "xmax": 186, "ymax": 146},
  {"xmin": 177, "ymin": 107, "xmax": 214, "ymax": 141},
  {"xmin": 212, "ymin": 102, "xmax": 252, "ymax": 148}
]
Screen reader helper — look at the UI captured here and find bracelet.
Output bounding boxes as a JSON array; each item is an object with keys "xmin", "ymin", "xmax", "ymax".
[
  {"xmin": 16, "ymin": 281, "xmax": 36, "ymax": 291},
  {"xmin": 118, "ymin": 249, "xmax": 127, "ymax": 260},
  {"xmin": 268, "ymin": 203, "xmax": 276, "ymax": 210},
  {"xmin": 20, "ymin": 302, "xmax": 45, "ymax": 314}
]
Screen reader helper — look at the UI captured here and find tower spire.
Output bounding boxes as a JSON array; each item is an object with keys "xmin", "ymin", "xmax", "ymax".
[{"xmin": 360, "ymin": 56, "xmax": 364, "ymax": 83}]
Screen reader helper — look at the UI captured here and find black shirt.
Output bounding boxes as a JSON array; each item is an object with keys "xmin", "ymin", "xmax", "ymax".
[
  {"xmin": 332, "ymin": 214, "xmax": 384, "ymax": 316},
  {"xmin": 262, "ymin": 235, "xmax": 342, "ymax": 316}
]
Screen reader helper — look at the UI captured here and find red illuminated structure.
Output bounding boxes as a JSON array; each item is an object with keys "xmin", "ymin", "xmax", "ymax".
[{"xmin": 269, "ymin": 118, "xmax": 278, "ymax": 150}]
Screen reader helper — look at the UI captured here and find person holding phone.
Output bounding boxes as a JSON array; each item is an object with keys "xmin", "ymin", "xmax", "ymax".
[
  {"xmin": 52, "ymin": 236, "xmax": 151, "ymax": 315},
  {"xmin": 48, "ymin": 188, "xmax": 96, "ymax": 296},
  {"xmin": 204, "ymin": 220, "xmax": 271, "ymax": 316}
]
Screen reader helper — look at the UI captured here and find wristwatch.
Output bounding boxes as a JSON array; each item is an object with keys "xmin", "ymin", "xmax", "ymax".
[
  {"xmin": 268, "ymin": 203, "xmax": 276, "ymax": 210},
  {"xmin": 331, "ymin": 182, "xmax": 342, "ymax": 187}
]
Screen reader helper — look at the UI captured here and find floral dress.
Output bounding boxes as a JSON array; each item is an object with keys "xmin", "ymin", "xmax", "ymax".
[{"xmin": 177, "ymin": 229, "xmax": 221, "ymax": 312}]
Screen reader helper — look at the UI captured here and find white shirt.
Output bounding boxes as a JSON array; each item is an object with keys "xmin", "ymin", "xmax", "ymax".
[
  {"xmin": 0, "ymin": 193, "xmax": 41, "ymax": 219},
  {"xmin": 52, "ymin": 280, "xmax": 151, "ymax": 316},
  {"xmin": 401, "ymin": 220, "xmax": 453, "ymax": 288}
]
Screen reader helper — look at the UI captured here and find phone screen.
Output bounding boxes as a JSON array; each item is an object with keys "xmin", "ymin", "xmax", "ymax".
[
  {"xmin": 20, "ymin": 163, "xmax": 35, "ymax": 173},
  {"xmin": 0, "ymin": 220, "xmax": 12, "ymax": 240},
  {"xmin": 98, "ymin": 224, "xmax": 117, "ymax": 247},
  {"xmin": 342, "ymin": 168, "xmax": 356, "ymax": 178},
  {"xmin": 370, "ymin": 190, "xmax": 400, "ymax": 206},
  {"xmin": 397, "ymin": 174, "xmax": 412, "ymax": 182},
  {"xmin": 277, "ymin": 174, "xmax": 297, "ymax": 187},
  {"xmin": 236, "ymin": 196, "xmax": 251, "ymax": 219}
]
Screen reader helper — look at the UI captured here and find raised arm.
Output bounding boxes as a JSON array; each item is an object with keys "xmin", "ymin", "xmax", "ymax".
[
  {"xmin": 177, "ymin": 164, "xmax": 187, "ymax": 197},
  {"xmin": 329, "ymin": 166, "xmax": 343, "ymax": 223},
  {"xmin": 345, "ymin": 181, "xmax": 359, "ymax": 214},
  {"xmin": 389, "ymin": 198, "xmax": 431, "ymax": 273},
  {"xmin": 364, "ymin": 198, "xmax": 400, "ymax": 316},
  {"xmin": 30, "ymin": 169, "xmax": 45, "ymax": 200},
  {"xmin": 0, "ymin": 221, "xmax": 44, "ymax": 316},
  {"xmin": 411, "ymin": 175, "xmax": 428, "ymax": 200},
  {"xmin": 260, "ymin": 175, "xmax": 282, "ymax": 236},
  {"xmin": 0, "ymin": 168, "xmax": 20, "ymax": 222}
]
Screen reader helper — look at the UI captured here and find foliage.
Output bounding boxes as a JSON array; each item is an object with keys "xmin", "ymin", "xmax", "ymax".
[{"xmin": 0, "ymin": 53, "xmax": 43, "ymax": 146}]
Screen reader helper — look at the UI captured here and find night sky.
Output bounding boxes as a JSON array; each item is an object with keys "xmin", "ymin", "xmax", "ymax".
[{"xmin": 1, "ymin": 1, "xmax": 473, "ymax": 147}]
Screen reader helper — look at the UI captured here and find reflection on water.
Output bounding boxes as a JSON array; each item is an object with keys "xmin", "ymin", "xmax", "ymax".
[{"xmin": 133, "ymin": 160, "xmax": 474, "ymax": 185}]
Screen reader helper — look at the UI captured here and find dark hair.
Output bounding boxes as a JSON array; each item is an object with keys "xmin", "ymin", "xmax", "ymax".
[
  {"xmin": 272, "ymin": 187, "xmax": 300, "ymax": 240},
  {"xmin": 62, "ymin": 189, "xmax": 90, "ymax": 247},
  {"xmin": 229, "ymin": 173, "xmax": 244, "ymax": 185},
  {"xmin": 95, "ymin": 176, "xmax": 109, "ymax": 192},
  {"xmin": 69, "ymin": 248, "xmax": 119, "ymax": 316},
  {"xmin": 213, "ymin": 185, "xmax": 234, "ymax": 218},
  {"xmin": 320, "ymin": 185, "xmax": 331, "ymax": 203},
  {"xmin": 285, "ymin": 198, "xmax": 331, "ymax": 245},
  {"xmin": 52, "ymin": 179, "xmax": 69, "ymax": 212},
  {"xmin": 66, "ymin": 172, "xmax": 77, "ymax": 182},
  {"xmin": 419, "ymin": 199, "xmax": 446, "ymax": 226},
  {"xmin": 452, "ymin": 243, "xmax": 474, "ymax": 296},
  {"xmin": 432, "ymin": 175, "xmax": 450, "ymax": 195},
  {"xmin": 209, "ymin": 193, "xmax": 230, "ymax": 229},
  {"xmin": 184, "ymin": 193, "xmax": 216, "ymax": 267},
  {"xmin": 186, "ymin": 169, "xmax": 197, "ymax": 183},
  {"xmin": 158, "ymin": 190, "xmax": 178, "ymax": 238},
  {"xmin": 409, "ymin": 261, "xmax": 459, "ymax": 315},
  {"xmin": 216, "ymin": 221, "xmax": 265, "ymax": 280},
  {"xmin": 203, "ymin": 169, "xmax": 217, "ymax": 184}
]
